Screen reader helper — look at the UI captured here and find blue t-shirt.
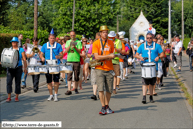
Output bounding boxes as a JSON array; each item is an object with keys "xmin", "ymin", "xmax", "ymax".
[
  {"xmin": 137, "ymin": 42, "xmax": 163, "ymax": 70},
  {"xmin": 41, "ymin": 42, "xmax": 63, "ymax": 64},
  {"xmin": 17, "ymin": 48, "xmax": 25, "ymax": 67}
]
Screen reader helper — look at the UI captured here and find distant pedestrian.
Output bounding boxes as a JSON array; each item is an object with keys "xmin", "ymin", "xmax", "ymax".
[{"xmin": 186, "ymin": 38, "xmax": 193, "ymax": 72}]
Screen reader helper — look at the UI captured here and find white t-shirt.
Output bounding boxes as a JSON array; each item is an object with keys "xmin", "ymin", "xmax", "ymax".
[
  {"xmin": 174, "ymin": 40, "xmax": 182, "ymax": 54},
  {"xmin": 26, "ymin": 45, "xmax": 42, "ymax": 65}
]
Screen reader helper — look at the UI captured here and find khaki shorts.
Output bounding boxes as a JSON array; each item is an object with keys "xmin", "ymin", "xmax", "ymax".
[
  {"xmin": 91, "ymin": 68, "xmax": 97, "ymax": 85},
  {"xmin": 95, "ymin": 69, "xmax": 113, "ymax": 93},
  {"xmin": 113, "ymin": 64, "xmax": 120, "ymax": 76}
]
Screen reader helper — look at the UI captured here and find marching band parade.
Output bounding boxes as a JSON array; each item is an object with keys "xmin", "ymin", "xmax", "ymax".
[{"xmin": 1, "ymin": 22, "xmax": 193, "ymax": 117}]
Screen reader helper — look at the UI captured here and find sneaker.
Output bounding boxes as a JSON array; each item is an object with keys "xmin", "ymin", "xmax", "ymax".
[
  {"xmin": 149, "ymin": 95, "xmax": 154, "ymax": 103},
  {"xmin": 60, "ymin": 78, "xmax": 63, "ymax": 82},
  {"xmin": 142, "ymin": 96, "xmax": 146, "ymax": 104},
  {"xmin": 54, "ymin": 95, "xmax": 58, "ymax": 102},
  {"xmin": 176, "ymin": 69, "xmax": 181, "ymax": 72},
  {"xmin": 47, "ymin": 95, "xmax": 53, "ymax": 101},
  {"xmin": 106, "ymin": 106, "xmax": 114, "ymax": 114},
  {"xmin": 91, "ymin": 95, "xmax": 97, "ymax": 100},
  {"xmin": 160, "ymin": 83, "xmax": 164, "ymax": 87},
  {"xmin": 116, "ymin": 85, "xmax": 120, "ymax": 90},
  {"xmin": 21, "ymin": 85, "xmax": 26, "ymax": 89},
  {"xmin": 6, "ymin": 98, "xmax": 11, "ymax": 103},
  {"xmin": 33, "ymin": 87, "xmax": 38, "ymax": 93},
  {"xmin": 15, "ymin": 98, "xmax": 19, "ymax": 102},
  {"xmin": 65, "ymin": 90, "xmax": 72, "ymax": 95},
  {"xmin": 157, "ymin": 84, "xmax": 162, "ymax": 90},
  {"xmin": 190, "ymin": 70, "xmax": 193, "ymax": 72},
  {"xmin": 122, "ymin": 78, "xmax": 125, "ymax": 81},
  {"xmin": 174, "ymin": 64, "xmax": 177, "ymax": 68},
  {"xmin": 125, "ymin": 76, "xmax": 128, "ymax": 79},
  {"xmin": 99, "ymin": 107, "xmax": 107, "ymax": 115},
  {"xmin": 75, "ymin": 89, "xmax": 79, "ymax": 94},
  {"xmin": 64, "ymin": 84, "xmax": 68, "ymax": 87}
]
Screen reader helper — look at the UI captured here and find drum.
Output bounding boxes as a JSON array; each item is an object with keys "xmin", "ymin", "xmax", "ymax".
[
  {"xmin": 1, "ymin": 48, "xmax": 19, "ymax": 68},
  {"xmin": 46, "ymin": 60, "xmax": 58, "ymax": 65},
  {"xmin": 39, "ymin": 65, "xmax": 48, "ymax": 73},
  {"xmin": 141, "ymin": 62, "xmax": 156, "ymax": 79},
  {"xmin": 28, "ymin": 65, "xmax": 40, "ymax": 75},
  {"xmin": 59, "ymin": 63, "xmax": 73, "ymax": 73},
  {"xmin": 49, "ymin": 65, "xmax": 60, "ymax": 74}
]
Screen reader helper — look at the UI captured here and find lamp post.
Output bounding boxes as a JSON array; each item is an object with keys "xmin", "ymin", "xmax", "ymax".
[
  {"xmin": 168, "ymin": 0, "xmax": 171, "ymax": 43},
  {"xmin": 182, "ymin": 0, "xmax": 184, "ymax": 43}
]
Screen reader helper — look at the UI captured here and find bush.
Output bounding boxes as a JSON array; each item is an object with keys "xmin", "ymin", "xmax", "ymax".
[
  {"xmin": 183, "ymin": 38, "xmax": 191, "ymax": 49},
  {"xmin": 0, "ymin": 25, "xmax": 49, "ymax": 46}
]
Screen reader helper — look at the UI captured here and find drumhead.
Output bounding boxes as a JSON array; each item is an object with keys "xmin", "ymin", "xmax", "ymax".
[
  {"xmin": 49, "ymin": 72, "xmax": 59, "ymax": 74},
  {"xmin": 142, "ymin": 62, "xmax": 156, "ymax": 66},
  {"xmin": 28, "ymin": 72, "xmax": 40, "ymax": 75}
]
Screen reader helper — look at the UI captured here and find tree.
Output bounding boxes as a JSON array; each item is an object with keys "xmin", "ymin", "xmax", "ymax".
[
  {"xmin": 0, "ymin": 0, "xmax": 11, "ymax": 26},
  {"xmin": 116, "ymin": 0, "xmax": 169, "ymax": 39},
  {"xmin": 52, "ymin": 0, "xmax": 119, "ymax": 38}
]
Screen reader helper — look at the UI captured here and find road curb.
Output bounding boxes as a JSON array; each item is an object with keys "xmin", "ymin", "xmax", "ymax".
[
  {"xmin": 169, "ymin": 65, "xmax": 193, "ymax": 119},
  {"xmin": 0, "ymin": 81, "xmax": 47, "ymax": 102}
]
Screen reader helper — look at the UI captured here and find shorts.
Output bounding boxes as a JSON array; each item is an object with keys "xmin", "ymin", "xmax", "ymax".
[
  {"xmin": 174, "ymin": 54, "xmax": 182, "ymax": 67},
  {"xmin": 123, "ymin": 56, "xmax": 128, "ymax": 68},
  {"xmin": 142, "ymin": 77, "xmax": 156, "ymax": 85},
  {"xmin": 95, "ymin": 69, "xmax": 113, "ymax": 93},
  {"xmin": 45, "ymin": 73, "xmax": 60, "ymax": 83},
  {"xmin": 91, "ymin": 68, "xmax": 97, "ymax": 85},
  {"xmin": 157, "ymin": 62, "xmax": 163, "ymax": 78},
  {"xmin": 67, "ymin": 62, "xmax": 80, "ymax": 81},
  {"xmin": 113, "ymin": 64, "xmax": 120, "ymax": 76},
  {"xmin": 84, "ymin": 58, "xmax": 90, "ymax": 63}
]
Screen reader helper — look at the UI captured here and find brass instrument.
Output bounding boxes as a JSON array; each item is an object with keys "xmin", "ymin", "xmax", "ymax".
[
  {"xmin": 70, "ymin": 39, "xmax": 77, "ymax": 53},
  {"xmin": 32, "ymin": 47, "xmax": 40, "ymax": 53},
  {"xmin": 89, "ymin": 59, "xmax": 103, "ymax": 67}
]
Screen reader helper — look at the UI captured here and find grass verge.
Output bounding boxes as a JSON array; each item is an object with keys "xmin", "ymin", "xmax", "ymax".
[
  {"xmin": 170, "ymin": 67, "xmax": 193, "ymax": 107},
  {"xmin": 0, "ymin": 74, "xmax": 6, "ymax": 78}
]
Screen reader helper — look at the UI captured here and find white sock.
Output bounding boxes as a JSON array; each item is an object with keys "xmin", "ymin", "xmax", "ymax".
[
  {"xmin": 54, "ymin": 94, "xmax": 57, "ymax": 96},
  {"xmin": 50, "ymin": 95, "xmax": 53, "ymax": 97}
]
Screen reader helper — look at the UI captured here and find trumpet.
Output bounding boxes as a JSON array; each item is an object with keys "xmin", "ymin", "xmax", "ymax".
[
  {"xmin": 70, "ymin": 39, "xmax": 77, "ymax": 53},
  {"xmin": 32, "ymin": 47, "xmax": 40, "ymax": 53}
]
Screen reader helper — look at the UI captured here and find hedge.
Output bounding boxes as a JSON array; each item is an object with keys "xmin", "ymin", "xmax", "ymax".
[{"xmin": 0, "ymin": 25, "xmax": 49, "ymax": 46}]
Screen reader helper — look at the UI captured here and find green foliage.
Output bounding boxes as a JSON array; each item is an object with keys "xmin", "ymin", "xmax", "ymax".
[
  {"xmin": 0, "ymin": 25, "xmax": 49, "ymax": 46},
  {"xmin": 171, "ymin": 0, "xmax": 193, "ymax": 38},
  {"xmin": 183, "ymin": 38, "xmax": 191, "ymax": 49},
  {"xmin": 116, "ymin": 0, "xmax": 168, "ymax": 39},
  {"xmin": 52, "ymin": 0, "xmax": 119, "ymax": 38},
  {"xmin": 57, "ymin": 33, "xmax": 82, "ymax": 40},
  {"xmin": 0, "ymin": 0, "xmax": 10, "ymax": 26}
]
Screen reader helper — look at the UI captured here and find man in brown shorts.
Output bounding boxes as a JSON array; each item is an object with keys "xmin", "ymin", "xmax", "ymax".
[
  {"xmin": 92, "ymin": 25, "xmax": 118, "ymax": 115},
  {"xmin": 108, "ymin": 31, "xmax": 122, "ymax": 94},
  {"xmin": 64, "ymin": 31, "xmax": 82, "ymax": 95}
]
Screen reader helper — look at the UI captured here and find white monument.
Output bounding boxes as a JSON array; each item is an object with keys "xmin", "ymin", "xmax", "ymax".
[{"xmin": 129, "ymin": 11, "xmax": 149, "ymax": 42}]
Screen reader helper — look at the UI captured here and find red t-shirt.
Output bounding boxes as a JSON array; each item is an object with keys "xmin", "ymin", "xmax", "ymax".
[{"xmin": 80, "ymin": 47, "xmax": 84, "ymax": 65}]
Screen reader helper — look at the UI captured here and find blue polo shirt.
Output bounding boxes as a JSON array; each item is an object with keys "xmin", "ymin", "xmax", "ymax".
[
  {"xmin": 137, "ymin": 41, "xmax": 163, "ymax": 70},
  {"xmin": 41, "ymin": 42, "xmax": 63, "ymax": 64},
  {"xmin": 18, "ymin": 48, "xmax": 25, "ymax": 67}
]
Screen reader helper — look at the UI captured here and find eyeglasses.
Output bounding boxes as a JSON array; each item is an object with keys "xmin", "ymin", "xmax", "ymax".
[
  {"xmin": 147, "ymin": 37, "xmax": 152, "ymax": 39},
  {"xmin": 83, "ymin": 41, "xmax": 87, "ymax": 42}
]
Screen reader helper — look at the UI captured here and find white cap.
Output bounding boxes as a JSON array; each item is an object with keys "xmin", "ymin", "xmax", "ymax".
[
  {"xmin": 108, "ymin": 31, "xmax": 116, "ymax": 37},
  {"xmin": 124, "ymin": 38, "xmax": 129, "ymax": 42},
  {"xmin": 118, "ymin": 31, "xmax": 125, "ymax": 36}
]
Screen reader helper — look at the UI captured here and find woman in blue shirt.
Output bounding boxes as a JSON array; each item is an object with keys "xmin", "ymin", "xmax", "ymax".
[{"xmin": 6, "ymin": 37, "xmax": 27, "ymax": 102}]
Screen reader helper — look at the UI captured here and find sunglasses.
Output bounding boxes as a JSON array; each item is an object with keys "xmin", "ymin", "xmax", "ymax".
[
  {"xmin": 147, "ymin": 37, "xmax": 152, "ymax": 39},
  {"xmin": 83, "ymin": 41, "xmax": 87, "ymax": 42}
]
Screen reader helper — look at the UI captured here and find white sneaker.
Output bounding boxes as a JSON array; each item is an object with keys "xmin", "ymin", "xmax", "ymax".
[
  {"xmin": 47, "ymin": 95, "xmax": 53, "ymax": 101},
  {"xmin": 64, "ymin": 84, "xmax": 68, "ymax": 87},
  {"xmin": 174, "ymin": 64, "xmax": 177, "ymax": 68},
  {"xmin": 54, "ymin": 95, "xmax": 58, "ymax": 102},
  {"xmin": 122, "ymin": 78, "xmax": 125, "ymax": 81},
  {"xmin": 158, "ymin": 84, "xmax": 162, "ymax": 90}
]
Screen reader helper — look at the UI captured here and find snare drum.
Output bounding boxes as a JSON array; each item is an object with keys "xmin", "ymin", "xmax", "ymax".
[
  {"xmin": 141, "ymin": 62, "xmax": 156, "ymax": 79},
  {"xmin": 59, "ymin": 63, "xmax": 73, "ymax": 73},
  {"xmin": 46, "ymin": 60, "xmax": 58, "ymax": 65},
  {"xmin": 1, "ymin": 48, "xmax": 19, "ymax": 68},
  {"xmin": 39, "ymin": 65, "xmax": 48, "ymax": 73},
  {"xmin": 28, "ymin": 65, "xmax": 40, "ymax": 75},
  {"xmin": 49, "ymin": 65, "xmax": 60, "ymax": 74}
]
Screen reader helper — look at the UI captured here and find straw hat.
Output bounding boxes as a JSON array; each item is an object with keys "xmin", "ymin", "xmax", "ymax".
[
  {"xmin": 60, "ymin": 37, "xmax": 64, "ymax": 40},
  {"xmin": 99, "ymin": 25, "xmax": 109, "ymax": 32}
]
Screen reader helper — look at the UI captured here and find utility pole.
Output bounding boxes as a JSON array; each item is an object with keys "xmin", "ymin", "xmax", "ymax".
[
  {"xmin": 182, "ymin": 0, "xmax": 184, "ymax": 42},
  {"xmin": 34, "ymin": 0, "xmax": 38, "ymax": 38},
  {"xmin": 72, "ymin": 0, "xmax": 75, "ymax": 31},
  {"xmin": 168, "ymin": 0, "xmax": 171, "ymax": 43}
]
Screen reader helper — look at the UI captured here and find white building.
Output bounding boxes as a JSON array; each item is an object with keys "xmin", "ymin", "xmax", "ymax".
[{"xmin": 129, "ymin": 11, "xmax": 149, "ymax": 42}]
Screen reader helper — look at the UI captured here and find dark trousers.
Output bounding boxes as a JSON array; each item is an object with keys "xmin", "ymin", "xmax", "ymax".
[
  {"xmin": 32, "ymin": 74, "xmax": 40, "ymax": 89},
  {"xmin": 7, "ymin": 66, "xmax": 22, "ymax": 94}
]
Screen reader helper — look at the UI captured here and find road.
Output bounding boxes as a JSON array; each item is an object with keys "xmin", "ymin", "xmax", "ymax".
[{"xmin": 0, "ymin": 65, "xmax": 192, "ymax": 128}]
